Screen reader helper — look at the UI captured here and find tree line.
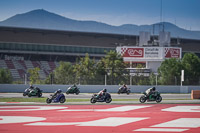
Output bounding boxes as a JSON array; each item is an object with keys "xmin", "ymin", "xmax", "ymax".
[{"xmin": 0, "ymin": 51, "xmax": 200, "ymax": 85}]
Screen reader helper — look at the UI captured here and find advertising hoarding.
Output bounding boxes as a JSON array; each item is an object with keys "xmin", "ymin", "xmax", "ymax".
[{"xmin": 117, "ymin": 46, "xmax": 181, "ymax": 61}]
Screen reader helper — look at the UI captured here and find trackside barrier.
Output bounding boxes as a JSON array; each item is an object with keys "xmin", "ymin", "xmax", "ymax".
[
  {"xmin": 191, "ymin": 90, "xmax": 200, "ymax": 99},
  {"xmin": 0, "ymin": 84, "xmax": 199, "ymax": 93}
]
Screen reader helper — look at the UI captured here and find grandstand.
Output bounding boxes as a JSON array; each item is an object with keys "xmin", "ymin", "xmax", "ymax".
[{"xmin": 0, "ymin": 26, "xmax": 200, "ymax": 81}]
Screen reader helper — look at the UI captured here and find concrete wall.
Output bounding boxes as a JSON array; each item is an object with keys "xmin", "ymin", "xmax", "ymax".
[{"xmin": 0, "ymin": 84, "xmax": 199, "ymax": 93}]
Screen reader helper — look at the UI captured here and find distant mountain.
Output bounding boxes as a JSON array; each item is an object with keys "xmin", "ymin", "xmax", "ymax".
[{"xmin": 0, "ymin": 9, "xmax": 200, "ymax": 40}]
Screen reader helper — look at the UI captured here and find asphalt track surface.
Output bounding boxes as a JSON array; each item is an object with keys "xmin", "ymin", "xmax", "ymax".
[
  {"xmin": 0, "ymin": 104, "xmax": 200, "ymax": 133},
  {"xmin": 0, "ymin": 93, "xmax": 192, "ymax": 99},
  {"xmin": 0, "ymin": 93, "xmax": 200, "ymax": 104}
]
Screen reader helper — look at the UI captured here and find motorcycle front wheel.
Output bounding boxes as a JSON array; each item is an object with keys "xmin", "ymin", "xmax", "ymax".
[
  {"xmin": 156, "ymin": 96, "xmax": 162, "ymax": 103},
  {"xmin": 76, "ymin": 90, "xmax": 80, "ymax": 95},
  {"xmin": 46, "ymin": 98, "xmax": 52, "ymax": 104},
  {"xmin": 127, "ymin": 90, "xmax": 131, "ymax": 95},
  {"xmin": 105, "ymin": 98, "xmax": 112, "ymax": 103},
  {"xmin": 90, "ymin": 98, "xmax": 96, "ymax": 103},
  {"xmin": 59, "ymin": 97, "xmax": 66, "ymax": 103},
  {"xmin": 139, "ymin": 96, "xmax": 146, "ymax": 103},
  {"xmin": 117, "ymin": 90, "xmax": 121, "ymax": 94},
  {"xmin": 38, "ymin": 93, "xmax": 42, "ymax": 97}
]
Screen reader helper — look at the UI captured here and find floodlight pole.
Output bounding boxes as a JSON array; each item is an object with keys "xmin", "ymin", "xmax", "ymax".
[
  {"xmin": 181, "ymin": 70, "xmax": 184, "ymax": 86},
  {"xmin": 105, "ymin": 74, "xmax": 107, "ymax": 86}
]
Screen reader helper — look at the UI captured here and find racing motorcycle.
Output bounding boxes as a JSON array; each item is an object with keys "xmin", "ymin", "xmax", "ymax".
[
  {"xmin": 117, "ymin": 87, "xmax": 131, "ymax": 95},
  {"xmin": 23, "ymin": 87, "xmax": 42, "ymax": 97},
  {"xmin": 46, "ymin": 92, "xmax": 66, "ymax": 104},
  {"xmin": 90, "ymin": 92, "xmax": 112, "ymax": 103},
  {"xmin": 139, "ymin": 91, "xmax": 162, "ymax": 103},
  {"xmin": 66, "ymin": 86, "xmax": 80, "ymax": 95}
]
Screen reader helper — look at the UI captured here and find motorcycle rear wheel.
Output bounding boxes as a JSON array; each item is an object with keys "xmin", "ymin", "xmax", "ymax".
[{"xmin": 139, "ymin": 96, "xmax": 146, "ymax": 103}]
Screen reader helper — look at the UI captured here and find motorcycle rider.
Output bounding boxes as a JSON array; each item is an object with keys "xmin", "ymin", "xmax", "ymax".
[
  {"xmin": 97, "ymin": 88, "xmax": 107, "ymax": 99},
  {"xmin": 29, "ymin": 84, "xmax": 34, "ymax": 90},
  {"xmin": 72, "ymin": 84, "xmax": 78, "ymax": 91},
  {"xmin": 122, "ymin": 84, "xmax": 128, "ymax": 92},
  {"xmin": 68, "ymin": 84, "xmax": 77, "ymax": 91},
  {"xmin": 145, "ymin": 87, "xmax": 156, "ymax": 99},
  {"xmin": 53, "ymin": 89, "xmax": 62, "ymax": 98}
]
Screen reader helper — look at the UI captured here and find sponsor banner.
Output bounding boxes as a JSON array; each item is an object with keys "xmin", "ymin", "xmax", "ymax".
[
  {"xmin": 165, "ymin": 48, "xmax": 181, "ymax": 58},
  {"xmin": 120, "ymin": 47, "xmax": 144, "ymax": 58},
  {"xmin": 117, "ymin": 47, "xmax": 182, "ymax": 60}
]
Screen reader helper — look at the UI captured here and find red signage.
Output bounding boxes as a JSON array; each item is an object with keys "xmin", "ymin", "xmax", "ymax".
[
  {"xmin": 165, "ymin": 48, "xmax": 181, "ymax": 58},
  {"xmin": 121, "ymin": 48, "xmax": 144, "ymax": 58}
]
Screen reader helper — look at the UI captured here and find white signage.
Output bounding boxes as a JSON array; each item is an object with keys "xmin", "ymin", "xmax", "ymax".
[
  {"xmin": 144, "ymin": 47, "xmax": 162, "ymax": 58},
  {"xmin": 117, "ymin": 46, "xmax": 182, "ymax": 62}
]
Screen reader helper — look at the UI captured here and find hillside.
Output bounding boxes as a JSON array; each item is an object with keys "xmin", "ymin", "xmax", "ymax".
[{"xmin": 0, "ymin": 9, "xmax": 200, "ymax": 40}]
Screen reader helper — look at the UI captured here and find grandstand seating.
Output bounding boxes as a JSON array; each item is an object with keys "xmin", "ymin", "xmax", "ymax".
[
  {"xmin": 0, "ymin": 60, "xmax": 7, "ymax": 69},
  {"xmin": 0, "ymin": 59, "xmax": 59, "ymax": 80},
  {"xmin": 5, "ymin": 60, "xmax": 15, "ymax": 69}
]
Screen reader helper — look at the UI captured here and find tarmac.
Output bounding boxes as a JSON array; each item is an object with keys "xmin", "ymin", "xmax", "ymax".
[{"xmin": 0, "ymin": 93, "xmax": 199, "ymax": 104}]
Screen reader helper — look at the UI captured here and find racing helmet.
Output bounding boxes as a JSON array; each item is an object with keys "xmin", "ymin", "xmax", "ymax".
[
  {"xmin": 29, "ymin": 84, "xmax": 33, "ymax": 88},
  {"xmin": 152, "ymin": 87, "xmax": 156, "ymax": 91},
  {"xmin": 103, "ymin": 88, "xmax": 107, "ymax": 92},
  {"xmin": 58, "ymin": 89, "xmax": 62, "ymax": 93}
]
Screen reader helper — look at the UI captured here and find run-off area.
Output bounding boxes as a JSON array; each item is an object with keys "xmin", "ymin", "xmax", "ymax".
[{"xmin": 0, "ymin": 104, "xmax": 200, "ymax": 133}]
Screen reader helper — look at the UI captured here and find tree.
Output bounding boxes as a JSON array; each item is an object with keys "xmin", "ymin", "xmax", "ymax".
[
  {"xmin": 158, "ymin": 58, "xmax": 182, "ymax": 85},
  {"xmin": 28, "ymin": 67, "xmax": 40, "ymax": 84},
  {"xmin": 132, "ymin": 64, "xmax": 150, "ymax": 85},
  {"xmin": 101, "ymin": 50, "xmax": 127, "ymax": 85},
  {"xmin": 73, "ymin": 53, "xmax": 96, "ymax": 84},
  {"xmin": 181, "ymin": 53, "xmax": 200, "ymax": 85},
  {"xmin": 94, "ymin": 60, "xmax": 107, "ymax": 85},
  {"xmin": 54, "ymin": 61, "xmax": 74, "ymax": 84},
  {"xmin": 149, "ymin": 72, "xmax": 156, "ymax": 85},
  {"xmin": 0, "ymin": 68, "xmax": 12, "ymax": 84}
]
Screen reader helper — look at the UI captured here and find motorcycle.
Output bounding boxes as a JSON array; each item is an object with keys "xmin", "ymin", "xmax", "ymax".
[
  {"xmin": 23, "ymin": 87, "xmax": 42, "ymax": 97},
  {"xmin": 66, "ymin": 86, "xmax": 80, "ymax": 95},
  {"xmin": 139, "ymin": 91, "xmax": 162, "ymax": 103},
  {"xmin": 46, "ymin": 93, "xmax": 66, "ymax": 104},
  {"xmin": 117, "ymin": 87, "xmax": 131, "ymax": 95},
  {"xmin": 90, "ymin": 92, "xmax": 112, "ymax": 103}
]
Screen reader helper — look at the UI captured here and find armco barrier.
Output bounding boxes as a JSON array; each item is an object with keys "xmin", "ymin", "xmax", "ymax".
[{"xmin": 0, "ymin": 84, "xmax": 199, "ymax": 93}]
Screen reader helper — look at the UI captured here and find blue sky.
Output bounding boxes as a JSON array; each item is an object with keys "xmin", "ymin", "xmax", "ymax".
[{"xmin": 0, "ymin": 0, "xmax": 200, "ymax": 31}]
